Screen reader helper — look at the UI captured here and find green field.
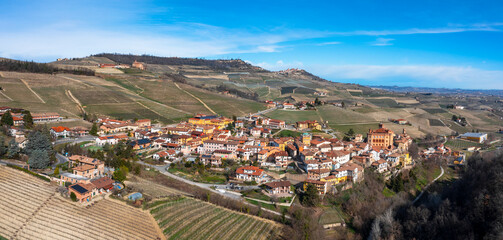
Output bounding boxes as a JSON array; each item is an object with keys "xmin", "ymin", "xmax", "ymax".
[
  {"xmin": 445, "ymin": 139, "xmax": 483, "ymax": 150},
  {"xmin": 329, "ymin": 123, "xmax": 379, "ymax": 135},
  {"xmin": 423, "ymin": 108, "xmax": 447, "ymax": 114},
  {"xmin": 319, "ymin": 208, "xmax": 345, "ymax": 225},
  {"xmin": 429, "ymin": 119, "xmax": 445, "ymax": 126},
  {"xmin": 264, "ymin": 109, "xmax": 321, "ymax": 123},
  {"xmin": 317, "ymin": 105, "xmax": 378, "ymax": 124},
  {"xmin": 366, "ymin": 98, "xmax": 401, "ymax": 108}
]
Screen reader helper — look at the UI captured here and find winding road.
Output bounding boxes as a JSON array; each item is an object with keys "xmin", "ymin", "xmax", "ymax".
[{"xmin": 412, "ymin": 165, "xmax": 444, "ymax": 204}]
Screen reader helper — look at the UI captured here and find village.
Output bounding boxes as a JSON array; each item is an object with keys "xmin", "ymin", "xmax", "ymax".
[{"xmin": 0, "ymin": 102, "xmax": 482, "ymax": 207}]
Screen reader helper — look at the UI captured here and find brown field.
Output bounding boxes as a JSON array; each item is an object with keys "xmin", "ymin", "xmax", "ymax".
[{"xmin": 0, "ymin": 166, "xmax": 164, "ymax": 240}]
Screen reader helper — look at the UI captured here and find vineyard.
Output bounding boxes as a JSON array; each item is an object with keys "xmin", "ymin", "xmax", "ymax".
[
  {"xmin": 0, "ymin": 166, "xmax": 164, "ymax": 240},
  {"xmin": 148, "ymin": 197, "xmax": 281, "ymax": 240}
]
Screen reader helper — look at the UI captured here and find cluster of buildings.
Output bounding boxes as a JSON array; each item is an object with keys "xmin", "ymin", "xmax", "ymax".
[
  {"xmin": 88, "ymin": 112, "xmax": 416, "ymax": 195},
  {"xmin": 61, "ymin": 155, "xmax": 116, "ymax": 203},
  {"xmin": 98, "ymin": 60, "xmax": 146, "ymax": 70},
  {"xmin": 0, "ymin": 107, "xmax": 63, "ymax": 127}
]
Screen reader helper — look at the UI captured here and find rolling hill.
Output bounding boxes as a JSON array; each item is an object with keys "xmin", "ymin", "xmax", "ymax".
[{"xmin": 0, "ymin": 54, "xmax": 500, "ymax": 138}]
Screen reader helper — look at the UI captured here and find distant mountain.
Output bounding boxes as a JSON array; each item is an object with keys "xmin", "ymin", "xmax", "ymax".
[{"xmin": 372, "ymin": 85, "xmax": 503, "ymax": 96}]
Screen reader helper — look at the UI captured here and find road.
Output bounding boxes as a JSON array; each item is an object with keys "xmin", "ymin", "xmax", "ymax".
[
  {"xmin": 138, "ymin": 161, "xmax": 287, "ymax": 218},
  {"xmin": 412, "ymin": 165, "xmax": 445, "ymax": 204},
  {"xmin": 53, "ymin": 135, "xmax": 96, "ymax": 145}
]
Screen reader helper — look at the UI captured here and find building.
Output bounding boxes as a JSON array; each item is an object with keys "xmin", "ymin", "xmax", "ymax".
[
  {"xmin": 307, "ymin": 168, "xmax": 331, "ymax": 180},
  {"xmin": 32, "ymin": 112, "xmax": 63, "ymax": 123},
  {"xmin": 296, "ymin": 120, "xmax": 322, "ymax": 130},
  {"xmin": 263, "ymin": 181, "xmax": 291, "ymax": 195},
  {"xmin": 50, "ymin": 126, "xmax": 71, "ymax": 138},
  {"xmin": 460, "ymin": 132, "xmax": 487, "ymax": 143},
  {"xmin": 132, "ymin": 60, "xmax": 146, "ymax": 70},
  {"xmin": 303, "ymin": 180, "xmax": 328, "ymax": 195},
  {"xmin": 235, "ymin": 166, "xmax": 268, "ymax": 183},
  {"xmin": 367, "ymin": 123, "xmax": 395, "ymax": 148},
  {"xmin": 302, "ymin": 132, "xmax": 312, "ymax": 145},
  {"xmin": 371, "ymin": 159, "xmax": 388, "ymax": 173},
  {"xmin": 68, "ymin": 183, "xmax": 96, "ymax": 203},
  {"xmin": 96, "ymin": 134, "xmax": 128, "ymax": 146}
]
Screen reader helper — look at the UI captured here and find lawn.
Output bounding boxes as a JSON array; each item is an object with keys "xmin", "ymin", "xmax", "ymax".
[
  {"xmin": 245, "ymin": 199, "xmax": 289, "ymax": 213},
  {"xmin": 275, "ymin": 130, "xmax": 302, "ymax": 138}
]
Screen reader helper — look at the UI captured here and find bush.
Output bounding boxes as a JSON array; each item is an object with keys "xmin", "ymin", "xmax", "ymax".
[{"xmin": 70, "ymin": 192, "xmax": 77, "ymax": 202}]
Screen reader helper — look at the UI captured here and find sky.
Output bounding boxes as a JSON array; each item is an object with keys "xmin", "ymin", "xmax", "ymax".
[{"xmin": 1, "ymin": 0, "xmax": 503, "ymax": 89}]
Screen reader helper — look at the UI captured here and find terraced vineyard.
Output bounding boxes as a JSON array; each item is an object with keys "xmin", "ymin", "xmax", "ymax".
[
  {"xmin": 149, "ymin": 197, "xmax": 281, "ymax": 240},
  {"xmin": 0, "ymin": 166, "xmax": 163, "ymax": 240}
]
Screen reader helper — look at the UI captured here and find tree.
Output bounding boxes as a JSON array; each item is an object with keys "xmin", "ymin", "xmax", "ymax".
[
  {"xmin": 7, "ymin": 139, "xmax": 20, "ymax": 158},
  {"xmin": 22, "ymin": 110, "xmax": 33, "ymax": 128},
  {"xmin": 348, "ymin": 128, "xmax": 355, "ymax": 136},
  {"xmin": 28, "ymin": 149, "xmax": 50, "ymax": 169},
  {"xmin": 1, "ymin": 111, "xmax": 13, "ymax": 126},
  {"xmin": 0, "ymin": 136, "xmax": 6, "ymax": 156},
  {"xmin": 89, "ymin": 122, "xmax": 98, "ymax": 136},
  {"xmin": 341, "ymin": 101, "xmax": 346, "ymax": 108},
  {"xmin": 70, "ymin": 192, "xmax": 77, "ymax": 202},
  {"xmin": 25, "ymin": 130, "xmax": 53, "ymax": 156},
  {"xmin": 54, "ymin": 166, "xmax": 60, "ymax": 176},
  {"xmin": 301, "ymin": 183, "xmax": 320, "ymax": 207},
  {"xmin": 113, "ymin": 166, "xmax": 129, "ymax": 182}
]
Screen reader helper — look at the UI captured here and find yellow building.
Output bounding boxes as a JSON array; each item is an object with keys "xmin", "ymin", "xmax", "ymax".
[
  {"xmin": 302, "ymin": 132, "xmax": 312, "ymax": 145},
  {"xmin": 399, "ymin": 153, "xmax": 412, "ymax": 166},
  {"xmin": 367, "ymin": 123, "xmax": 395, "ymax": 148}
]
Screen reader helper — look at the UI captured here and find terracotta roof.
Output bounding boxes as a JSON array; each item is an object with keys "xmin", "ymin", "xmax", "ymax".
[
  {"xmin": 264, "ymin": 181, "xmax": 291, "ymax": 188},
  {"xmin": 91, "ymin": 176, "xmax": 114, "ymax": 190},
  {"xmin": 236, "ymin": 166, "xmax": 264, "ymax": 176},
  {"xmin": 73, "ymin": 164, "xmax": 95, "ymax": 172},
  {"xmin": 51, "ymin": 126, "xmax": 71, "ymax": 132}
]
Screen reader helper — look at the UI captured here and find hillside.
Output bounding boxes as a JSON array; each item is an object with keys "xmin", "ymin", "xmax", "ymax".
[{"xmin": 0, "ymin": 54, "xmax": 500, "ymax": 138}]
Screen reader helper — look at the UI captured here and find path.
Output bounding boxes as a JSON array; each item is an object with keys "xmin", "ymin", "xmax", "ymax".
[
  {"xmin": 60, "ymin": 75, "xmax": 92, "ymax": 87},
  {"xmin": 66, "ymin": 90, "xmax": 86, "ymax": 115},
  {"xmin": 20, "ymin": 78, "xmax": 45, "ymax": 103},
  {"xmin": 173, "ymin": 82, "xmax": 217, "ymax": 114},
  {"xmin": 0, "ymin": 90, "xmax": 13, "ymax": 101},
  {"xmin": 135, "ymin": 101, "xmax": 164, "ymax": 118},
  {"xmin": 412, "ymin": 165, "xmax": 444, "ymax": 204}
]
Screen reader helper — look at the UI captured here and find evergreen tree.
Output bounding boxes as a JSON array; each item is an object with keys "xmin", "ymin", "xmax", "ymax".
[
  {"xmin": 89, "ymin": 122, "xmax": 98, "ymax": 136},
  {"xmin": 22, "ymin": 110, "xmax": 33, "ymax": 128},
  {"xmin": 301, "ymin": 183, "xmax": 320, "ymax": 207},
  {"xmin": 28, "ymin": 149, "xmax": 50, "ymax": 169},
  {"xmin": 25, "ymin": 130, "xmax": 53, "ymax": 156},
  {"xmin": 1, "ymin": 111, "xmax": 13, "ymax": 126},
  {"xmin": 70, "ymin": 192, "xmax": 77, "ymax": 202},
  {"xmin": 7, "ymin": 139, "xmax": 20, "ymax": 158},
  {"xmin": 348, "ymin": 128, "xmax": 355, "ymax": 136}
]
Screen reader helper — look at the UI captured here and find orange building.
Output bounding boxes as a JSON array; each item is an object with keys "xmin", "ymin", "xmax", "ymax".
[{"xmin": 367, "ymin": 123, "xmax": 395, "ymax": 148}]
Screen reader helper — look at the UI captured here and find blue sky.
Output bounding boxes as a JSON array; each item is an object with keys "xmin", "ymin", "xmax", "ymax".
[{"xmin": 1, "ymin": 0, "xmax": 503, "ymax": 89}]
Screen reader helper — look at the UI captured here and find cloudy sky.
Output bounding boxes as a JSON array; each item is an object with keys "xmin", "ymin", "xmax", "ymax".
[{"xmin": 1, "ymin": 0, "xmax": 503, "ymax": 89}]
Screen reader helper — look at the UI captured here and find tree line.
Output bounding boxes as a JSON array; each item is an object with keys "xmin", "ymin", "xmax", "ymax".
[{"xmin": 0, "ymin": 59, "xmax": 94, "ymax": 75}]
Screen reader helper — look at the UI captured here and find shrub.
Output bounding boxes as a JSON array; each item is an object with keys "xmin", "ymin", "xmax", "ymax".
[{"xmin": 70, "ymin": 192, "xmax": 77, "ymax": 202}]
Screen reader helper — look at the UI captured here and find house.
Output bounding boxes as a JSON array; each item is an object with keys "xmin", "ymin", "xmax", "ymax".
[
  {"xmin": 200, "ymin": 154, "xmax": 222, "ymax": 166},
  {"xmin": 136, "ymin": 119, "xmax": 151, "ymax": 128},
  {"xmin": 303, "ymin": 180, "xmax": 328, "ymax": 195},
  {"xmin": 263, "ymin": 181, "xmax": 291, "ymax": 195},
  {"xmin": 50, "ymin": 126, "xmax": 71, "ymax": 138},
  {"xmin": 61, "ymin": 155, "xmax": 106, "ymax": 185},
  {"xmin": 371, "ymin": 159, "xmax": 388, "ymax": 173},
  {"xmin": 129, "ymin": 138, "xmax": 152, "ymax": 150},
  {"xmin": 153, "ymin": 150, "xmax": 177, "ymax": 160},
  {"xmin": 91, "ymin": 176, "xmax": 114, "ymax": 193},
  {"xmin": 296, "ymin": 120, "xmax": 322, "ymax": 130},
  {"xmin": 96, "ymin": 134, "xmax": 128, "ymax": 146},
  {"xmin": 132, "ymin": 60, "xmax": 146, "ymax": 70},
  {"xmin": 460, "ymin": 132, "xmax": 487, "ymax": 143},
  {"xmin": 68, "ymin": 183, "xmax": 97, "ymax": 203},
  {"xmin": 71, "ymin": 127, "xmax": 89, "ymax": 137},
  {"xmin": 307, "ymin": 168, "xmax": 331, "ymax": 180},
  {"xmin": 283, "ymin": 103, "xmax": 296, "ymax": 109},
  {"xmin": 12, "ymin": 116, "xmax": 24, "ymax": 126},
  {"xmin": 235, "ymin": 166, "xmax": 268, "ymax": 183}
]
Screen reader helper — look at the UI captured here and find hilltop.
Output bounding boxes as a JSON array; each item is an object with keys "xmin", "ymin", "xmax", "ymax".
[{"xmin": 0, "ymin": 54, "xmax": 500, "ymax": 139}]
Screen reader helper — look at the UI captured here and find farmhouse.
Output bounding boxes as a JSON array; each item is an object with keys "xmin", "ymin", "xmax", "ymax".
[
  {"xmin": 96, "ymin": 134, "xmax": 128, "ymax": 146},
  {"xmin": 132, "ymin": 60, "xmax": 146, "ymax": 70},
  {"xmin": 32, "ymin": 112, "xmax": 63, "ymax": 123},
  {"xmin": 68, "ymin": 183, "xmax": 97, "ymax": 203}
]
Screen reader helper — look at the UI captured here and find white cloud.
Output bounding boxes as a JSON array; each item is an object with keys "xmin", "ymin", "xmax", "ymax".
[
  {"xmin": 330, "ymin": 23, "xmax": 503, "ymax": 36},
  {"xmin": 371, "ymin": 38, "xmax": 394, "ymax": 46},
  {"xmin": 317, "ymin": 41, "xmax": 342, "ymax": 46},
  {"xmin": 311, "ymin": 64, "xmax": 503, "ymax": 89}
]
